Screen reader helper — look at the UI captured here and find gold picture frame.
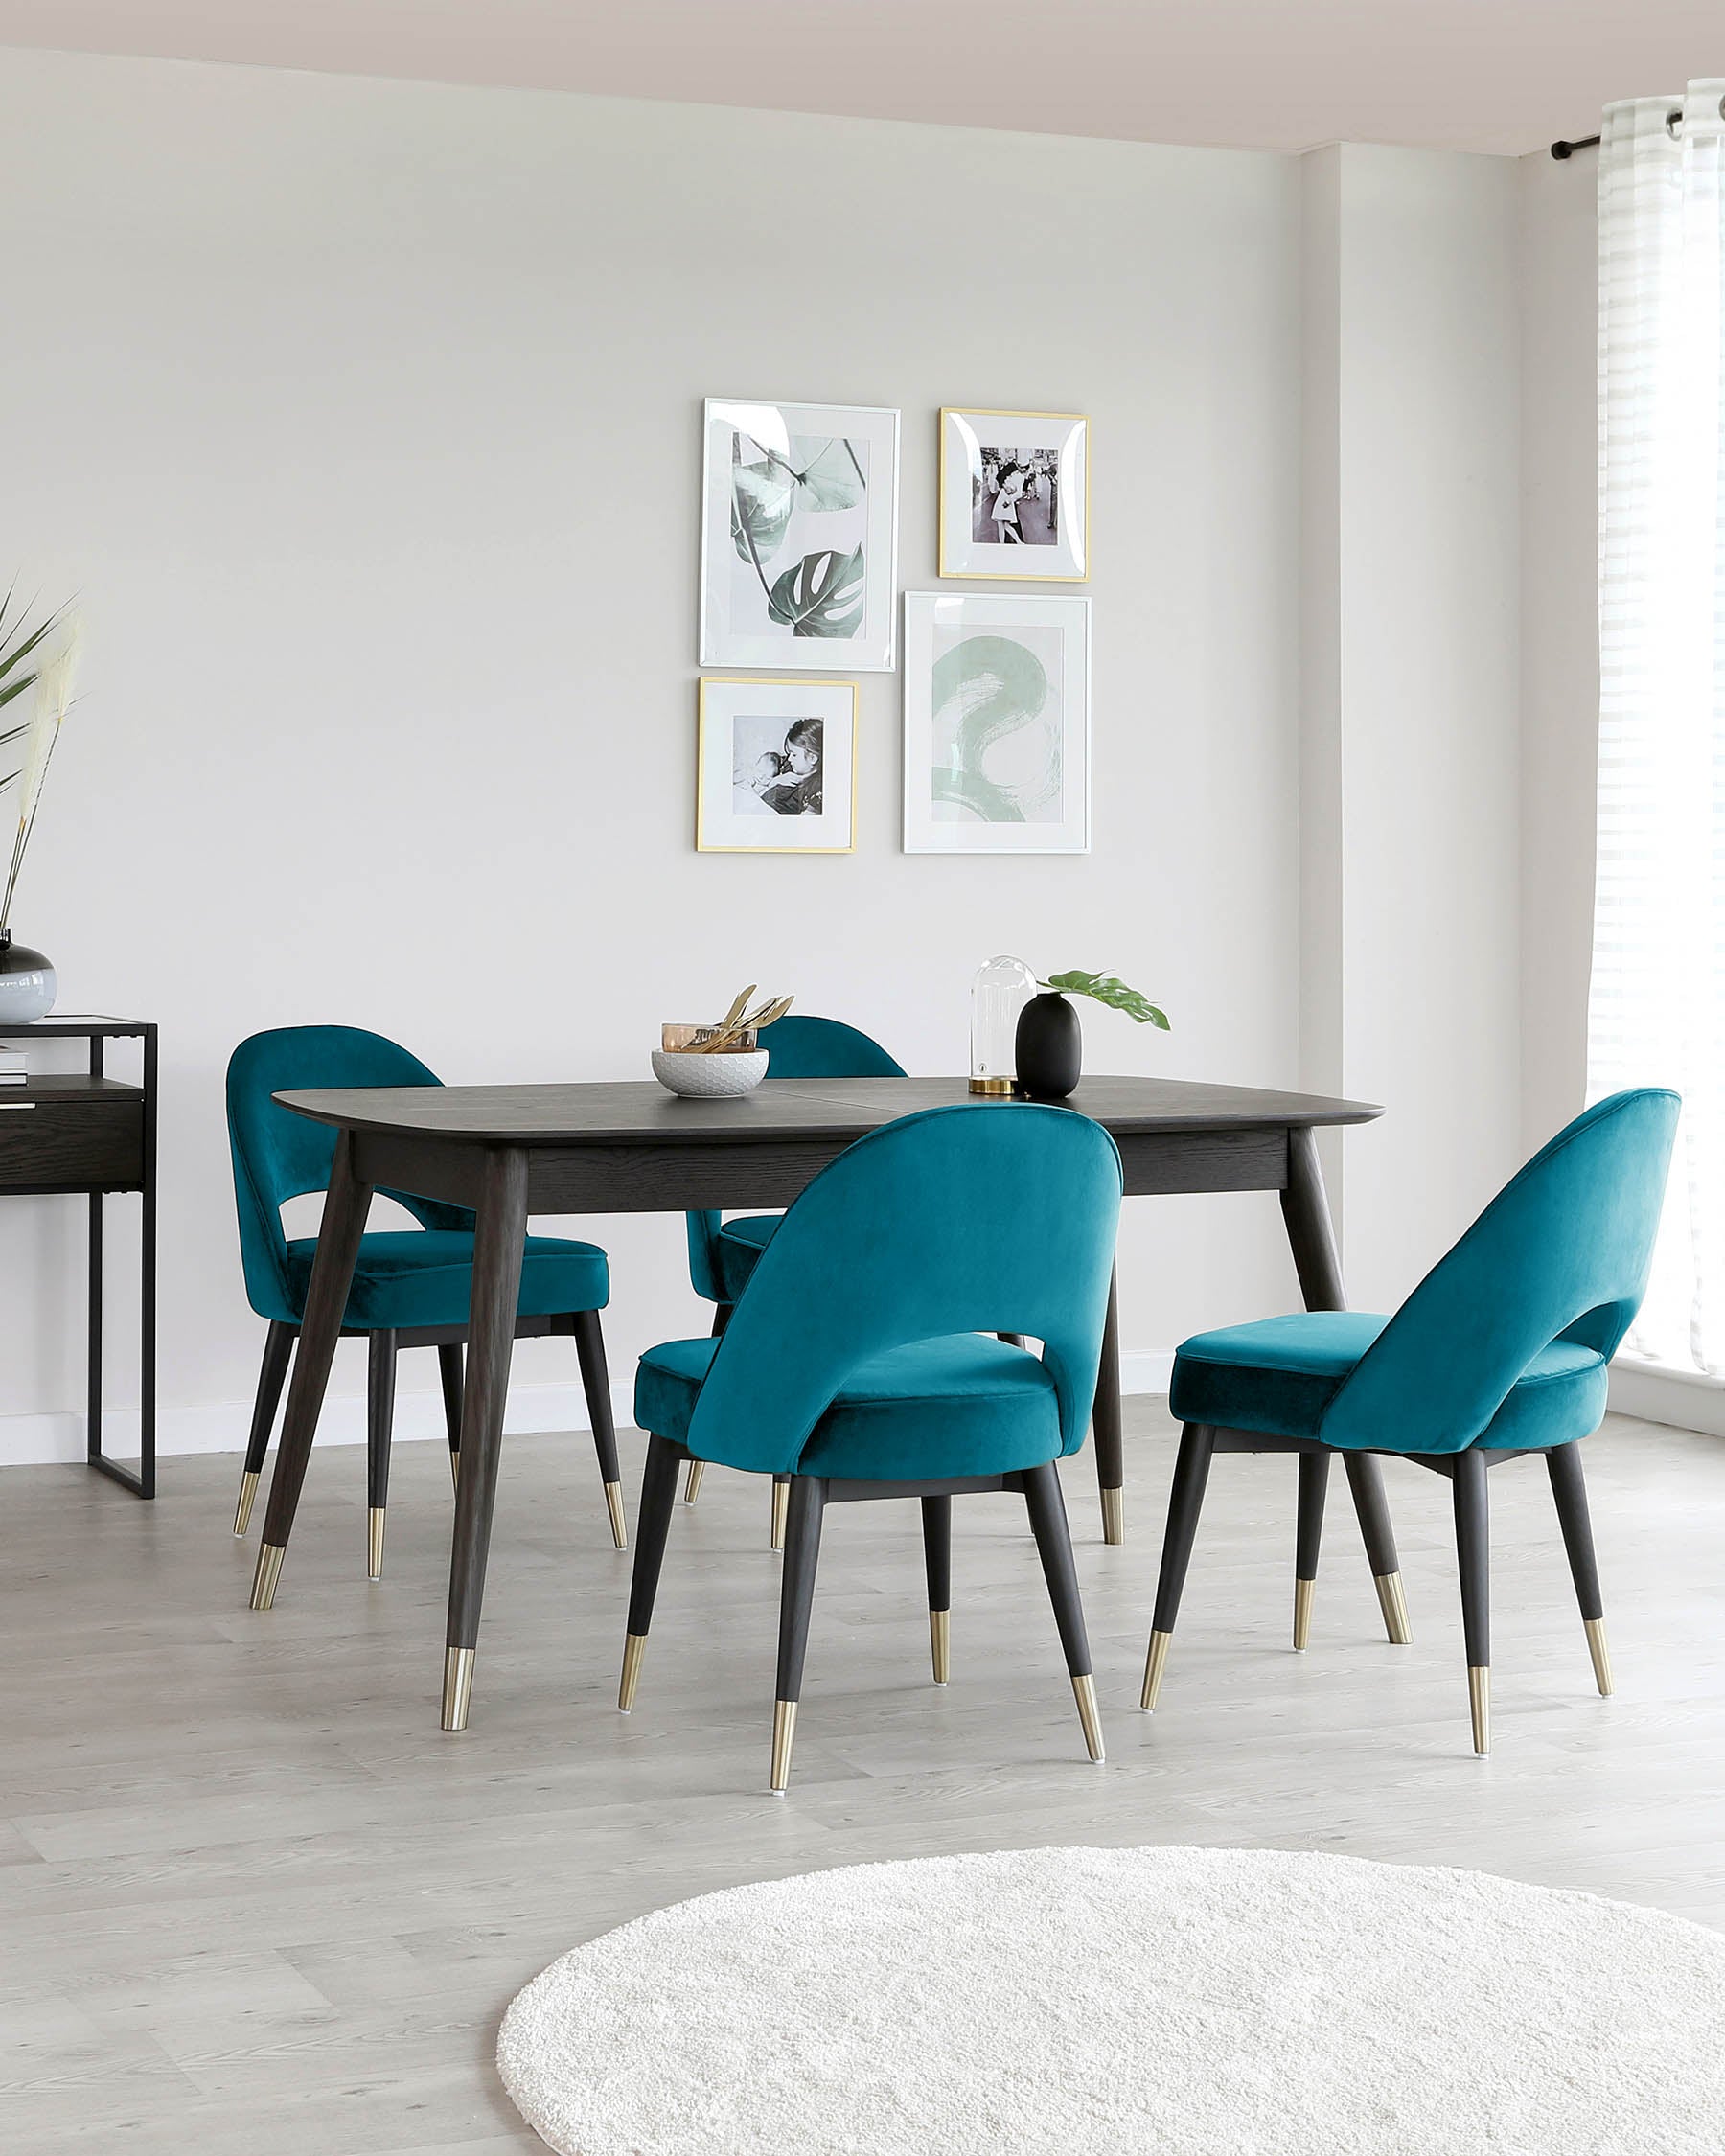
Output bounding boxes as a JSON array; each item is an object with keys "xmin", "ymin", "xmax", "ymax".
[
  {"xmin": 697, "ymin": 677, "xmax": 859, "ymax": 853},
  {"xmin": 938, "ymin": 407, "xmax": 1090, "ymax": 582}
]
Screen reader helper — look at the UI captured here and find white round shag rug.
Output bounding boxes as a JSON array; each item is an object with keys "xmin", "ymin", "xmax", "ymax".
[{"xmin": 497, "ymin": 1844, "xmax": 1725, "ymax": 2156}]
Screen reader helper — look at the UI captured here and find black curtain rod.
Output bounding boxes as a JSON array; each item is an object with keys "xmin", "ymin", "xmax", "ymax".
[{"xmin": 1552, "ymin": 101, "xmax": 1713, "ymax": 159}]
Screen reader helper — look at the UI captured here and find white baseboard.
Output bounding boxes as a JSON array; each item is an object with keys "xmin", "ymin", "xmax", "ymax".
[
  {"xmin": 0, "ymin": 1347, "xmax": 1177, "ymax": 1469},
  {"xmin": 1608, "ymin": 1359, "xmax": 1725, "ymax": 1439}
]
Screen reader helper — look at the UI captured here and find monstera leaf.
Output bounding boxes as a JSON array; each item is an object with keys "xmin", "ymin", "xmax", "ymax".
[
  {"xmin": 1042, "ymin": 970, "xmax": 1171, "ymax": 1029},
  {"xmin": 731, "ymin": 461, "xmax": 796, "ymax": 566},
  {"xmin": 780, "ymin": 435, "xmax": 866, "ymax": 512},
  {"xmin": 767, "ymin": 546, "xmax": 865, "ymax": 638}
]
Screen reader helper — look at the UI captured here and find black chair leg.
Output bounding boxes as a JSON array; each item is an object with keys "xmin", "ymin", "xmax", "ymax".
[
  {"xmin": 366, "ymin": 1330, "xmax": 397, "ymax": 1581},
  {"xmin": 1023, "ymin": 1461, "xmax": 1104, "ymax": 1761},
  {"xmin": 1343, "ymin": 1452, "xmax": 1413, "ymax": 1643},
  {"xmin": 921, "ymin": 1494, "xmax": 952, "ymax": 1685},
  {"xmin": 1294, "ymin": 1450, "xmax": 1329, "ymax": 1650},
  {"xmin": 573, "ymin": 1309, "xmax": 626, "ymax": 1549},
  {"xmin": 233, "ymin": 1320, "xmax": 293, "ymax": 1537},
  {"xmin": 1547, "ymin": 1441, "xmax": 1612, "ymax": 1696},
  {"xmin": 618, "ymin": 1434, "xmax": 682, "ymax": 1711},
  {"xmin": 1141, "ymin": 1422, "xmax": 1216, "ymax": 1709},
  {"xmin": 683, "ymin": 1303, "xmax": 731, "ymax": 1504},
  {"xmin": 437, "ymin": 1342, "xmax": 463, "ymax": 1492},
  {"xmin": 1452, "ymin": 1447, "xmax": 1491, "ymax": 1754},
  {"xmin": 771, "ymin": 1477, "xmax": 827, "ymax": 1791}
]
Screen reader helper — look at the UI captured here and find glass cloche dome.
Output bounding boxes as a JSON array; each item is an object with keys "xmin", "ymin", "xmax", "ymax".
[{"xmin": 969, "ymin": 954, "xmax": 1036, "ymax": 1095}]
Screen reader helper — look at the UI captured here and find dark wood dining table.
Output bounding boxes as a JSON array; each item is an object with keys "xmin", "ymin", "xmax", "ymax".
[{"xmin": 246, "ymin": 1073, "xmax": 1381, "ymax": 1728}]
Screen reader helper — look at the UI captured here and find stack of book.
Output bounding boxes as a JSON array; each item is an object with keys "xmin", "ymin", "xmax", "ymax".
[{"xmin": 0, "ymin": 1045, "xmax": 28, "ymax": 1089}]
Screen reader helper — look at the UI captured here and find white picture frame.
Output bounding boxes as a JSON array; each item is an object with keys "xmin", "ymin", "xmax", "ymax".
[
  {"xmin": 939, "ymin": 408, "xmax": 1089, "ymax": 581},
  {"xmin": 902, "ymin": 591, "xmax": 1091, "ymax": 855},
  {"xmin": 697, "ymin": 677, "xmax": 858, "ymax": 853},
  {"xmin": 700, "ymin": 398, "xmax": 900, "ymax": 671}
]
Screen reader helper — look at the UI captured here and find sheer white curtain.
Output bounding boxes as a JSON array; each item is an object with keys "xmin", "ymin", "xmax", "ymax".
[{"xmin": 1589, "ymin": 80, "xmax": 1725, "ymax": 1371}]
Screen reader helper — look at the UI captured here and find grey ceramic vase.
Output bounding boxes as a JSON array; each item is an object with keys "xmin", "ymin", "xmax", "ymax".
[{"xmin": 0, "ymin": 935, "xmax": 58, "ymax": 1024}]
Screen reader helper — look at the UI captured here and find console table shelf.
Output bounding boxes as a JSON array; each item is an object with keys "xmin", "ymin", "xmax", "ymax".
[{"xmin": 0, "ymin": 1019, "xmax": 157, "ymax": 1496}]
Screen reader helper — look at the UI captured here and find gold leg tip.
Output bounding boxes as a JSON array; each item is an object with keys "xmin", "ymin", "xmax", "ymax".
[
  {"xmin": 683, "ymin": 1458, "xmax": 704, "ymax": 1504},
  {"xmin": 604, "ymin": 1481, "xmax": 628, "ymax": 1549},
  {"xmin": 1374, "ymin": 1571, "xmax": 1413, "ymax": 1645},
  {"xmin": 367, "ymin": 1507, "xmax": 385, "ymax": 1581},
  {"xmin": 770, "ymin": 1481, "xmax": 789, "ymax": 1552},
  {"xmin": 618, "ymin": 1632, "xmax": 647, "ymax": 1713},
  {"xmin": 770, "ymin": 1699, "xmax": 797, "ymax": 1792},
  {"xmin": 232, "ymin": 1470, "xmax": 260, "ymax": 1538},
  {"xmin": 249, "ymin": 1543, "xmax": 285, "ymax": 1611},
  {"xmin": 1141, "ymin": 1628, "xmax": 1172, "ymax": 1711},
  {"xmin": 442, "ymin": 1645, "xmax": 475, "ymax": 1732},
  {"xmin": 1584, "ymin": 1617, "xmax": 1614, "ymax": 1697},
  {"xmin": 1467, "ymin": 1664, "xmax": 1490, "ymax": 1755},
  {"xmin": 1100, "ymin": 1485, "xmax": 1124, "ymax": 1545},
  {"xmin": 930, "ymin": 1607, "xmax": 951, "ymax": 1686},
  {"xmin": 1072, "ymin": 1671, "xmax": 1105, "ymax": 1761},
  {"xmin": 1293, "ymin": 1575, "xmax": 1316, "ymax": 1652}
]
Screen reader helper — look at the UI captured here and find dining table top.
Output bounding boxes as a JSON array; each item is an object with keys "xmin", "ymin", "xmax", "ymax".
[{"xmin": 274, "ymin": 1072, "xmax": 1384, "ymax": 1149}]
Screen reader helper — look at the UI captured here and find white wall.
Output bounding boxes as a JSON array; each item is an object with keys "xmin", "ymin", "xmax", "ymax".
[
  {"xmin": 0, "ymin": 47, "xmax": 1315, "ymax": 1463},
  {"xmin": 1300, "ymin": 144, "xmax": 1524, "ymax": 1310},
  {"xmin": 1518, "ymin": 149, "xmax": 1600, "ymax": 1155}
]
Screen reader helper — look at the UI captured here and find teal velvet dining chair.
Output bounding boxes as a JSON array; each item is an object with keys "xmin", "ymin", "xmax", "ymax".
[
  {"xmin": 621, "ymin": 1101, "xmax": 1123, "ymax": 1791},
  {"xmin": 1140, "ymin": 1088, "xmax": 1679, "ymax": 1753},
  {"xmin": 227, "ymin": 1025, "xmax": 624, "ymax": 1578},
  {"xmin": 682, "ymin": 1013, "xmax": 907, "ymax": 1544}
]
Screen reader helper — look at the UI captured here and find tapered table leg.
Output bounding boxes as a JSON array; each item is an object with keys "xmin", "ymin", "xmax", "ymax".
[
  {"xmin": 1091, "ymin": 1268, "xmax": 1124, "ymax": 1544},
  {"xmin": 442, "ymin": 1147, "xmax": 529, "ymax": 1731},
  {"xmin": 1279, "ymin": 1124, "xmax": 1408, "ymax": 1641},
  {"xmin": 250, "ymin": 1132, "xmax": 372, "ymax": 1611}
]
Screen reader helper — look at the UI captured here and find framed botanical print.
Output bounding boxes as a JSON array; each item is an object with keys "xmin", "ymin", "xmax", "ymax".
[
  {"xmin": 697, "ymin": 677, "xmax": 858, "ymax": 853},
  {"xmin": 939, "ymin": 408, "xmax": 1089, "ymax": 581},
  {"xmin": 902, "ymin": 591, "xmax": 1091, "ymax": 854},
  {"xmin": 700, "ymin": 399, "xmax": 900, "ymax": 670}
]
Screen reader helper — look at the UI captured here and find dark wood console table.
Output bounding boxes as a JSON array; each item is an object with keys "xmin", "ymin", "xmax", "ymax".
[{"xmin": 0, "ymin": 1017, "xmax": 158, "ymax": 1496}]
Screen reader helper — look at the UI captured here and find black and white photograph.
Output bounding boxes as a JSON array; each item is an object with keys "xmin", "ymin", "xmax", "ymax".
[
  {"xmin": 731, "ymin": 711, "xmax": 825, "ymax": 818},
  {"xmin": 700, "ymin": 399, "xmax": 900, "ymax": 670},
  {"xmin": 972, "ymin": 447, "xmax": 1060, "ymax": 546},
  {"xmin": 940, "ymin": 407, "xmax": 1090, "ymax": 580},
  {"xmin": 698, "ymin": 677, "xmax": 856, "ymax": 851}
]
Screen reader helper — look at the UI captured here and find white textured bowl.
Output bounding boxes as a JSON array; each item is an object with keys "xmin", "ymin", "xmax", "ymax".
[{"xmin": 651, "ymin": 1047, "xmax": 770, "ymax": 1098}]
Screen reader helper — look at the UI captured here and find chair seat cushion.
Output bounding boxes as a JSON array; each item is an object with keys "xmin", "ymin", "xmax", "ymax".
[
  {"xmin": 635, "ymin": 1332, "xmax": 1063, "ymax": 1481},
  {"xmin": 286, "ymin": 1230, "xmax": 609, "ymax": 1333},
  {"xmin": 1169, "ymin": 1311, "xmax": 1608, "ymax": 1453},
  {"xmin": 711, "ymin": 1214, "xmax": 780, "ymax": 1303}
]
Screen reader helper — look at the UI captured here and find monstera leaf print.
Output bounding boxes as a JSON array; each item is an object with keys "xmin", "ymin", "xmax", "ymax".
[
  {"xmin": 730, "ymin": 432, "xmax": 866, "ymax": 567},
  {"xmin": 767, "ymin": 546, "xmax": 866, "ymax": 639}
]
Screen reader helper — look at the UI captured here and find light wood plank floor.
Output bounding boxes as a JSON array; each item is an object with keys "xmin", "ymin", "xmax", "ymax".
[{"xmin": 3, "ymin": 1404, "xmax": 1722, "ymax": 2151}]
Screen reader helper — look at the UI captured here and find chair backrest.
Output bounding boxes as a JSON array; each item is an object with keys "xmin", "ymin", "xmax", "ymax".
[
  {"xmin": 1319, "ymin": 1088, "xmax": 1679, "ymax": 1455},
  {"xmin": 684, "ymin": 1102, "xmax": 1123, "ymax": 1476},
  {"xmin": 684, "ymin": 1014, "xmax": 908, "ymax": 1301},
  {"xmin": 227, "ymin": 1024, "xmax": 472, "ymax": 1323}
]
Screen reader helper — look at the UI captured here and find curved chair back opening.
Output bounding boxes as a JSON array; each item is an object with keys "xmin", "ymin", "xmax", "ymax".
[
  {"xmin": 685, "ymin": 1103, "xmax": 1123, "ymax": 1476},
  {"xmin": 1321, "ymin": 1088, "xmax": 1679, "ymax": 1454},
  {"xmin": 684, "ymin": 1015, "xmax": 908, "ymax": 1302},
  {"xmin": 227, "ymin": 1024, "xmax": 472, "ymax": 1323}
]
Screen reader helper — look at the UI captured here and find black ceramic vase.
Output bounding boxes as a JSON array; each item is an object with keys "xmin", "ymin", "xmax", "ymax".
[{"xmin": 1015, "ymin": 991, "xmax": 1082, "ymax": 1099}]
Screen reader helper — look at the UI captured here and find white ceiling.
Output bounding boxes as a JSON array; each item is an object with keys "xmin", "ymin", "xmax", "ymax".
[{"xmin": 0, "ymin": 0, "xmax": 1715, "ymax": 155}]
